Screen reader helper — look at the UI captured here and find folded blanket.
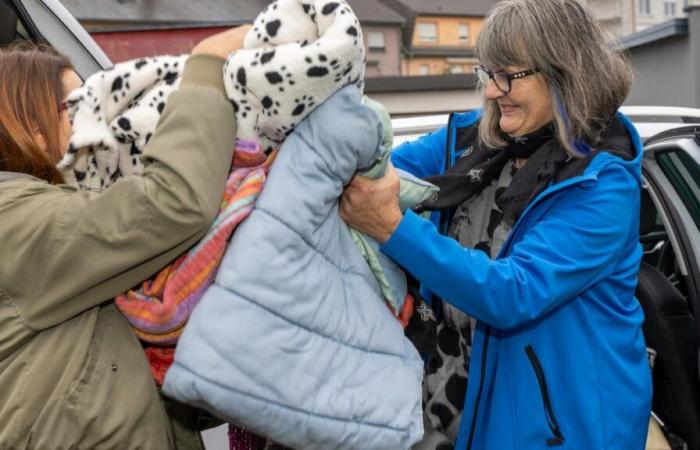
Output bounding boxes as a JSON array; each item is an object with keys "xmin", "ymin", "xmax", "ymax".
[
  {"xmin": 163, "ymin": 85, "xmax": 424, "ymax": 450},
  {"xmin": 115, "ymin": 141, "xmax": 273, "ymax": 345}
]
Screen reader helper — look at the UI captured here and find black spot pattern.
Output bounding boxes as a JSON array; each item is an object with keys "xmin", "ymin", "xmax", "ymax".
[
  {"xmin": 307, "ymin": 66, "xmax": 329, "ymax": 77},
  {"xmin": 430, "ymin": 403, "xmax": 454, "ymax": 430},
  {"xmin": 237, "ymin": 68, "xmax": 247, "ymax": 87},
  {"xmin": 111, "ymin": 76, "xmax": 123, "ymax": 93},
  {"xmin": 117, "ymin": 117, "xmax": 131, "ymax": 131},
  {"xmin": 261, "ymin": 96, "xmax": 273, "ymax": 109},
  {"xmin": 266, "ymin": 20, "xmax": 281, "ymax": 37},
  {"xmin": 265, "ymin": 71, "xmax": 284, "ymax": 84},
  {"xmin": 445, "ymin": 374, "xmax": 467, "ymax": 410},
  {"xmin": 437, "ymin": 325, "xmax": 461, "ymax": 357},
  {"xmin": 134, "ymin": 60, "xmax": 147, "ymax": 69},
  {"xmin": 346, "ymin": 26, "xmax": 358, "ymax": 37},
  {"xmin": 322, "ymin": 2, "xmax": 340, "ymax": 15},
  {"xmin": 260, "ymin": 50, "xmax": 275, "ymax": 64},
  {"xmin": 426, "ymin": 352, "xmax": 444, "ymax": 375}
]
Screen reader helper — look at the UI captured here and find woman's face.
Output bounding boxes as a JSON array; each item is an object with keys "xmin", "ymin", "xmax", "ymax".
[
  {"xmin": 484, "ymin": 65, "xmax": 554, "ymax": 137},
  {"xmin": 58, "ymin": 69, "xmax": 82, "ymax": 154}
]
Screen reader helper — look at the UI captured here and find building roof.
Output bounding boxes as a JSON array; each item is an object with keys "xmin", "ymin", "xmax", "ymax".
[
  {"xmin": 61, "ymin": 0, "xmax": 404, "ymax": 28},
  {"xmin": 379, "ymin": 0, "xmax": 497, "ymax": 18},
  {"xmin": 365, "ymin": 73, "xmax": 477, "ymax": 93},
  {"xmin": 347, "ymin": 0, "xmax": 405, "ymax": 25},
  {"xmin": 616, "ymin": 18, "xmax": 688, "ymax": 50}
]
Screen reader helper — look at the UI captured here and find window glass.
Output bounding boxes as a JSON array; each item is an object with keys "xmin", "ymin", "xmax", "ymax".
[
  {"xmin": 419, "ymin": 64, "xmax": 430, "ymax": 75},
  {"xmin": 656, "ymin": 149, "xmax": 700, "ymax": 232},
  {"xmin": 458, "ymin": 24, "xmax": 469, "ymax": 43},
  {"xmin": 639, "ymin": 0, "xmax": 651, "ymax": 15},
  {"xmin": 450, "ymin": 65, "xmax": 463, "ymax": 74},
  {"xmin": 664, "ymin": 1, "xmax": 676, "ymax": 16},
  {"xmin": 367, "ymin": 31, "xmax": 385, "ymax": 50},
  {"xmin": 418, "ymin": 23, "xmax": 437, "ymax": 43}
]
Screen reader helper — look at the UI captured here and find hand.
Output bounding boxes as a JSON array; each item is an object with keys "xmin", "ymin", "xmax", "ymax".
[
  {"xmin": 191, "ymin": 25, "xmax": 253, "ymax": 59},
  {"xmin": 340, "ymin": 163, "xmax": 403, "ymax": 244}
]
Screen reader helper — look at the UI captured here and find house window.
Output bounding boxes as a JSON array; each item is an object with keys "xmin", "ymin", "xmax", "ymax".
[
  {"xmin": 664, "ymin": 0, "xmax": 676, "ymax": 16},
  {"xmin": 638, "ymin": 0, "xmax": 651, "ymax": 15},
  {"xmin": 367, "ymin": 31, "xmax": 386, "ymax": 51},
  {"xmin": 458, "ymin": 24, "xmax": 470, "ymax": 43},
  {"xmin": 450, "ymin": 65, "xmax": 464, "ymax": 74},
  {"xmin": 419, "ymin": 65, "xmax": 430, "ymax": 75},
  {"xmin": 418, "ymin": 23, "xmax": 438, "ymax": 43}
]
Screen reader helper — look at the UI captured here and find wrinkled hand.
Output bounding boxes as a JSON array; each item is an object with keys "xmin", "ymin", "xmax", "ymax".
[
  {"xmin": 340, "ymin": 163, "xmax": 403, "ymax": 244},
  {"xmin": 191, "ymin": 24, "xmax": 253, "ymax": 59}
]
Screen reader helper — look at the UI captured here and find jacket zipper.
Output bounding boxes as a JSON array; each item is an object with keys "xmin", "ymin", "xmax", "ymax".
[
  {"xmin": 465, "ymin": 326, "xmax": 491, "ymax": 450},
  {"xmin": 524, "ymin": 345, "xmax": 566, "ymax": 446}
]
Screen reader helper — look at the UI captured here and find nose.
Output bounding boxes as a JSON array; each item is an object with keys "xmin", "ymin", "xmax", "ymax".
[{"xmin": 484, "ymin": 78, "xmax": 504, "ymax": 101}]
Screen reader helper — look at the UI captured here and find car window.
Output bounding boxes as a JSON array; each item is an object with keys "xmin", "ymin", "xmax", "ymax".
[
  {"xmin": 1, "ymin": 0, "xmax": 110, "ymax": 78},
  {"xmin": 656, "ymin": 149, "xmax": 700, "ymax": 233}
]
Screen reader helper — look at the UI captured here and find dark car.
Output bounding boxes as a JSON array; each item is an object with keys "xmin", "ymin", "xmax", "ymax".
[{"xmin": 2, "ymin": 0, "xmax": 699, "ymax": 447}]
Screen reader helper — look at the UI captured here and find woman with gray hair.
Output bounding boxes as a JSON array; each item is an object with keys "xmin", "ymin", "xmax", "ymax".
[{"xmin": 340, "ymin": 0, "xmax": 652, "ymax": 448}]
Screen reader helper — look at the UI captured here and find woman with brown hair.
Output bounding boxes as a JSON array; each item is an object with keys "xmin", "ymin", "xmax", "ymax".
[{"xmin": 0, "ymin": 26, "xmax": 249, "ymax": 449}]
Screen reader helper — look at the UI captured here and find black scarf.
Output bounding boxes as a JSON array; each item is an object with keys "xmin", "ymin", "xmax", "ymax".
[
  {"xmin": 417, "ymin": 123, "xmax": 567, "ymax": 227},
  {"xmin": 417, "ymin": 117, "xmax": 633, "ymax": 227}
]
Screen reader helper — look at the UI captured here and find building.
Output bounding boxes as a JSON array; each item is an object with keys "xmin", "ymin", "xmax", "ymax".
[
  {"xmin": 60, "ymin": 0, "xmax": 404, "ymax": 76},
  {"xmin": 378, "ymin": 0, "xmax": 496, "ymax": 76},
  {"xmin": 584, "ymin": 0, "xmax": 690, "ymax": 38},
  {"xmin": 618, "ymin": 4, "xmax": 700, "ymax": 107}
]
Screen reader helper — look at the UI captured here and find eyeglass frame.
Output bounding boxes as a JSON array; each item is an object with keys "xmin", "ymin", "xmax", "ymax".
[{"xmin": 474, "ymin": 65, "xmax": 539, "ymax": 94}]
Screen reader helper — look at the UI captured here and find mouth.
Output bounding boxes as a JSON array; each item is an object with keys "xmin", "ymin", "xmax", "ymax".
[{"xmin": 498, "ymin": 103, "xmax": 519, "ymax": 115}]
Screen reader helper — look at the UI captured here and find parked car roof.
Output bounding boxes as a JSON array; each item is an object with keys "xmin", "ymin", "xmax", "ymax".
[{"xmin": 390, "ymin": 106, "xmax": 700, "ymax": 147}]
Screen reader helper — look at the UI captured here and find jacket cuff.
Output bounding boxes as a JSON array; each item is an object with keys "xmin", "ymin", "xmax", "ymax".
[
  {"xmin": 180, "ymin": 54, "xmax": 228, "ymax": 95},
  {"xmin": 380, "ymin": 209, "xmax": 424, "ymax": 264}
]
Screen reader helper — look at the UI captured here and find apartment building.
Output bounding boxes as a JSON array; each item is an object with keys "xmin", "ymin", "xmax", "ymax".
[
  {"xmin": 60, "ymin": 0, "xmax": 405, "ymax": 77},
  {"xmin": 378, "ymin": 0, "xmax": 496, "ymax": 76},
  {"xmin": 584, "ymin": 0, "xmax": 691, "ymax": 37}
]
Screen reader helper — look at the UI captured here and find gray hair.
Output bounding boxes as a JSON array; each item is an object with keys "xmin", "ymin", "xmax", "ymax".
[{"xmin": 475, "ymin": 0, "xmax": 633, "ymax": 156}]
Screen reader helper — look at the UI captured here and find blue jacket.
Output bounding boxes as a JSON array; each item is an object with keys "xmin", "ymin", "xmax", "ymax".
[{"xmin": 382, "ymin": 111, "xmax": 652, "ymax": 449}]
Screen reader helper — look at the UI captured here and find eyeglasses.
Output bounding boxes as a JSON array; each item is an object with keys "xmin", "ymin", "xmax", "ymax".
[{"xmin": 474, "ymin": 65, "xmax": 539, "ymax": 94}]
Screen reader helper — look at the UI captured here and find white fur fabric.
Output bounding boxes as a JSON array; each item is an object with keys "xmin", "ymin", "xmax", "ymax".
[{"xmin": 58, "ymin": 0, "xmax": 365, "ymax": 190}]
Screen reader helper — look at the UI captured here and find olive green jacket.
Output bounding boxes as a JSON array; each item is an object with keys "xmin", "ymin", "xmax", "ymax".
[{"xmin": 0, "ymin": 54, "xmax": 235, "ymax": 449}]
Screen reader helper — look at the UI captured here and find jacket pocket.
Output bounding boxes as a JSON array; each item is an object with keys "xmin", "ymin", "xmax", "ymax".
[{"xmin": 524, "ymin": 345, "xmax": 565, "ymax": 446}]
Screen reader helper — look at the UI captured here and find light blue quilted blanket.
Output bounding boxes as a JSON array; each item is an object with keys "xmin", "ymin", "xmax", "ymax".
[{"xmin": 163, "ymin": 86, "xmax": 424, "ymax": 450}]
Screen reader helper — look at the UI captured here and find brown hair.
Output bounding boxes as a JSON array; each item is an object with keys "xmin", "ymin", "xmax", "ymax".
[{"xmin": 0, "ymin": 43, "xmax": 74, "ymax": 183}]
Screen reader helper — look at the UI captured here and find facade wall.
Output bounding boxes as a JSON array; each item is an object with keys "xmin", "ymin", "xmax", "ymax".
[
  {"xmin": 584, "ymin": 0, "xmax": 687, "ymax": 37},
  {"xmin": 625, "ymin": 36, "xmax": 693, "ymax": 106},
  {"xmin": 410, "ymin": 15, "xmax": 484, "ymax": 47},
  {"xmin": 404, "ymin": 57, "xmax": 477, "ymax": 76},
  {"xmin": 363, "ymin": 25, "xmax": 402, "ymax": 77},
  {"xmin": 89, "ymin": 23, "xmax": 401, "ymax": 78},
  {"xmin": 90, "ymin": 26, "xmax": 228, "ymax": 62},
  {"xmin": 403, "ymin": 15, "xmax": 483, "ymax": 76}
]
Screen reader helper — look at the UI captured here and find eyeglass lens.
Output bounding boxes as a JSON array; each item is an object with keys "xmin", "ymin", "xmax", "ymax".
[{"xmin": 475, "ymin": 67, "xmax": 510, "ymax": 93}]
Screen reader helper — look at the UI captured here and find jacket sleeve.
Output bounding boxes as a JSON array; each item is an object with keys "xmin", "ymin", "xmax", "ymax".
[
  {"xmin": 380, "ymin": 164, "xmax": 640, "ymax": 330},
  {"xmin": 390, "ymin": 126, "xmax": 447, "ymax": 178},
  {"xmin": 8, "ymin": 54, "xmax": 236, "ymax": 330}
]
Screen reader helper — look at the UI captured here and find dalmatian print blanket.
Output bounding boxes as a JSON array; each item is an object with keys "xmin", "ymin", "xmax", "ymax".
[{"xmin": 58, "ymin": 0, "xmax": 364, "ymax": 189}]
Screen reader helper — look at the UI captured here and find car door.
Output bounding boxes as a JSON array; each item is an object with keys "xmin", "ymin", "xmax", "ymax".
[
  {"xmin": 0, "ymin": 0, "xmax": 111, "ymax": 78},
  {"xmin": 643, "ymin": 130, "xmax": 700, "ymax": 321}
]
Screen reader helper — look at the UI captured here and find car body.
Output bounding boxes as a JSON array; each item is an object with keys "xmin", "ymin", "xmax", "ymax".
[{"xmin": 2, "ymin": 0, "xmax": 699, "ymax": 447}]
